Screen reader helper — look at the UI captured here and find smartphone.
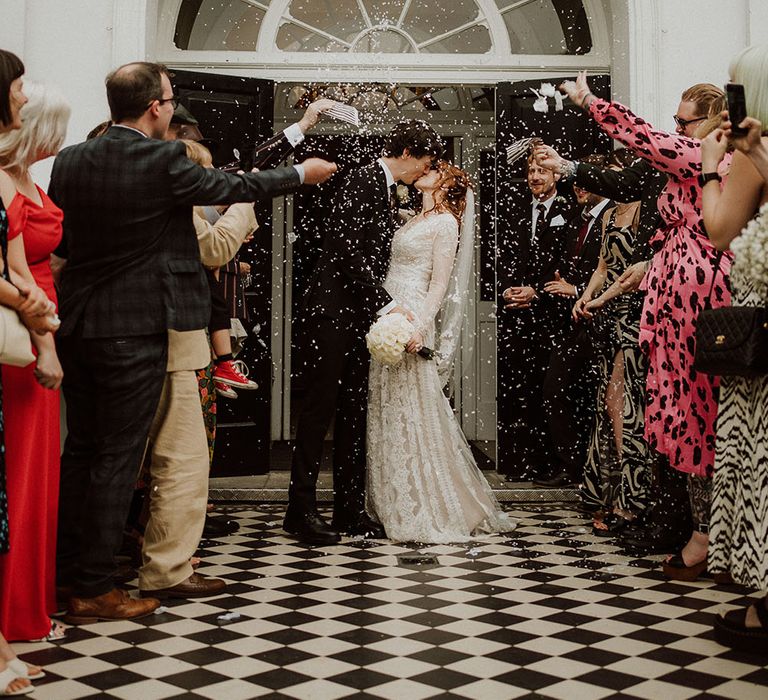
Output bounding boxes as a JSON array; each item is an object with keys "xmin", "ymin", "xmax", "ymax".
[{"xmin": 726, "ymin": 83, "xmax": 749, "ymax": 137}]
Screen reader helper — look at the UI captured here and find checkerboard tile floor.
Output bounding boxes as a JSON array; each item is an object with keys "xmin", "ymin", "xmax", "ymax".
[{"xmin": 14, "ymin": 507, "xmax": 768, "ymax": 699}]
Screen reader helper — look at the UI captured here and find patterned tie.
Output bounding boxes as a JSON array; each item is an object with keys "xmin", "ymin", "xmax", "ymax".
[
  {"xmin": 573, "ymin": 210, "xmax": 593, "ymax": 257},
  {"xmin": 533, "ymin": 203, "xmax": 547, "ymax": 243}
]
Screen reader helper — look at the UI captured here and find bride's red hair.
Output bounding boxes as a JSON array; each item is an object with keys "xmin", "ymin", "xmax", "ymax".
[{"xmin": 423, "ymin": 160, "xmax": 473, "ymax": 226}]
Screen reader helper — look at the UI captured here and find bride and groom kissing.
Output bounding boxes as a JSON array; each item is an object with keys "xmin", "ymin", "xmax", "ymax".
[{"xmin": 285, "ymin": 120, "xmax": 512, "ymax": 546}]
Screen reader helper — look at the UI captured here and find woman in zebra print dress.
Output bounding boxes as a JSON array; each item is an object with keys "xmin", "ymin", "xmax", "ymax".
[
  {"xmin": 700, "ymin": 43, "xmax": 768, "ymax": 651},
  {"xmin": 576, "ymin": 192, "xmax": 652, "ymax": 533}
]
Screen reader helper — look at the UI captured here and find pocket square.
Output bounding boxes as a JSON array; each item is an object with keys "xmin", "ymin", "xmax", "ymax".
[{"xmin": 549, "ymin": 215, "xmax": 566, "ymax": 227}]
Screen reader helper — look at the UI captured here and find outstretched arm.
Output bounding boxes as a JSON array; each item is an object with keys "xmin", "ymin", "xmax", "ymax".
[
  {"xmin": 534, "ymin": 143, "xmax": 650, "ymax": 202},
  {"xmin": 560, "ymin": 71, "xmax": 702, "ymax": 179}
]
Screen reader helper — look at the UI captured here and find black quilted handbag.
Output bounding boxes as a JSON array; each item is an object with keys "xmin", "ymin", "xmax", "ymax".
[{"xmin": 694, "ymin": 252, "xmax": 768, "ymax": 377}]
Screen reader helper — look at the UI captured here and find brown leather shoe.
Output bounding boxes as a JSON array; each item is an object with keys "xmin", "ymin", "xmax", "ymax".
[
  {"xmin": 65, "ymin": 588, "xmax": 160, "ymax": 625},
  {"xmin": 140, "ymin": 573, "xmax": 227, "ymax": 600}
]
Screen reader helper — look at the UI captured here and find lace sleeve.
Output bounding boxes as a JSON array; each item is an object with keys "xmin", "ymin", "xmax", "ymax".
[
  {"xmin": 415, "ymin": 215, "xmax": 459, "ymax": 336},
  {"xmin": 588, "ymin": 98, "xmax": 702, "ymax": 180}
]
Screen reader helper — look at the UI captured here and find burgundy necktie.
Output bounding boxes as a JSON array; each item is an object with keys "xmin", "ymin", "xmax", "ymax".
[{"xmin": 573, "ymin": 211, "xmax": 592, "ymax": 257}]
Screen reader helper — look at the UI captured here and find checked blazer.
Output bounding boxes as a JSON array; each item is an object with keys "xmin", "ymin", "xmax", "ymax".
[{"xmin": 49, "ymin": 125, "xmax": 301, "ymax": 338}]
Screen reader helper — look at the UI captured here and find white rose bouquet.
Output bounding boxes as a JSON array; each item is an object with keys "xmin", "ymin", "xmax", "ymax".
[
  {"xmin": 731, "ymin": 201, "xmax": 768, "ymax": 301},
  {"xmin": 366, "ymin": 313, "xmax": 414, "ymax": 365}
]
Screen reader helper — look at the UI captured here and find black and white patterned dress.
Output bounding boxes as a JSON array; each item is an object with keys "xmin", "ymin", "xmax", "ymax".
[
  {"xmin": 709, "ymin": 265, "xmax": 768, "ymax": 588},
  {"xmin": 582, "ymin": 208, "xmax": 652, "ymax": 514}
]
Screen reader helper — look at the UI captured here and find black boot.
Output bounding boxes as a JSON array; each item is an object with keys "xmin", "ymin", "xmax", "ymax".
[
  {"xmin": 284, "ymin": 510, "xmax": 341, "ymax": 545},
  {"xmin": 333, "ymin": 512, "xmax": 386, "ymax": 539}
]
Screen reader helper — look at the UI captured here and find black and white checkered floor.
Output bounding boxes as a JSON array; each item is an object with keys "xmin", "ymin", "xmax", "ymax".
[{"xmin": 15, "ymin": 507, "xmax": 768, "ymax": 699}]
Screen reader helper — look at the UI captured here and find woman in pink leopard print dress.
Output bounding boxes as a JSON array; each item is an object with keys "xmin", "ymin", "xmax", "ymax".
[{"xmin": 561, "ymin": 73, "xmax": 731, "ymax": 580}]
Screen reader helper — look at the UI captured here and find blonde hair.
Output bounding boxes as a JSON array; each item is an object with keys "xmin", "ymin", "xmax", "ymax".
[
  {"xmin": 0, "ymin": 82, "xmax": 70, "ymax": 176},
  {"xmin": 729, "ymin": 44, "xmax": 768, "ymax": 127},
  {"xmin": 182, "ymin": 138, "xmax": 212, "ymax": 167}
]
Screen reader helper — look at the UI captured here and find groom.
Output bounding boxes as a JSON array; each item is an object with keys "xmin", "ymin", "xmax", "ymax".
[{"xmin": 286, "ymin": 121, "xmax": 444, "ymax": 544}]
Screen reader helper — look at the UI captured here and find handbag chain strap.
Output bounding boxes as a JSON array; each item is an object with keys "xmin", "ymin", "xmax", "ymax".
[{"xmin": 703, "ymin": 250, "xmax": 725, "ymax": 310}]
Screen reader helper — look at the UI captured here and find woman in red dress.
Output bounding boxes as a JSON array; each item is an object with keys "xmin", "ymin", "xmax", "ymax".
[{"xmin": 0, "ymin": 81, "xmax": 70, "ymax": 642}]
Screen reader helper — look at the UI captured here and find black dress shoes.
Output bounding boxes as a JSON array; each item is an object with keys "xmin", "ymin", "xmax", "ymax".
[
  {"xmin": 203, "ymin": 514, "xmax": 240, "ymax": 538},
  {"xmin": 284, "ymin": 510, "xmax": 341, "ymax": 545},
  {"xmin": 334, "ymin": 513, "xmax": 386, "ymax": 539},
  {"xmin": 533, "ymin": 471, "xmax": 578, "ymax": 488}
]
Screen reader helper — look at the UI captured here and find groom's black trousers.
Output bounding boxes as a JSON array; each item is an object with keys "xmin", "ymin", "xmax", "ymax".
[{"xmin": 289, "ymin": 314, "xmax": 370, "ymax": 520}]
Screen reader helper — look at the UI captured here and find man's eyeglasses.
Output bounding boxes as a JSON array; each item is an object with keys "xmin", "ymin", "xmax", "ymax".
[
  {"xmin": 149, "ymin": 95, "xmax": 180, "ymax": 110},
  {"xmin": 673, "ymin": 115, "xmax": 706, "ymax": 129}
]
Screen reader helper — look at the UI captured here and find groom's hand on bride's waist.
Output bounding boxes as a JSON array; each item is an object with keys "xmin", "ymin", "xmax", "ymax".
[{"xmin": 298, "ymin": 158, "xmax": 338, "ymax": 185}]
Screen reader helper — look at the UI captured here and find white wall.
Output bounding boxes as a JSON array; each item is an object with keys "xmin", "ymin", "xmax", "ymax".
[{"xmin": 0, "ymin": 0, "xmax": 152, "ymax": 186}]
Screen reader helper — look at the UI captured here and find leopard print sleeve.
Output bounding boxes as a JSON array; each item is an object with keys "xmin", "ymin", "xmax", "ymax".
[{"xmin": 588, "ymin": 98, "xmax": 703, "ymax": 182}]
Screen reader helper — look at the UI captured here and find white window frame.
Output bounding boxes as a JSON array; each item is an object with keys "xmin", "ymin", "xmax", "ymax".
[{"xmin": 155, "ymin": 0, "xmax": 612, "ymax": 82}]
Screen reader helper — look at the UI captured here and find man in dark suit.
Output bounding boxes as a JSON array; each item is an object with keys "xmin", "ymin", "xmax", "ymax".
[
  {"xmin": 498, "ymin": 152, "xmax": 576, "ymax": 480},
  {"xmin": 286, "ymin": 120, "xmax": 444, "ymax": 545},
  {"xmin": 50, "ymin": 61, "xmax": 336, "ymax": 623},
  {"xmin": 537, "ymin": 155, "xmax": 613, "ymax": 487}
]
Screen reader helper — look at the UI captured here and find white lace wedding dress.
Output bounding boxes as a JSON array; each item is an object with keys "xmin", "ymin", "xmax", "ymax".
[{"xmin": 366, "ymin": 211, "xmax": 514, "ymax": 543}]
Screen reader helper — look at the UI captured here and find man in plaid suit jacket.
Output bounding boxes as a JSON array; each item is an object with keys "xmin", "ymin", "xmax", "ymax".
[{"xmin": 49, "ymin": 62, "xmax": 335, "ymax": 624}]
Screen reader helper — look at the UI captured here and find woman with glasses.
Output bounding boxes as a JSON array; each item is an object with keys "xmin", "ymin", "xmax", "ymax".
[{"xmin": 559, "ymin": 73, "xmax": 730, "ymax": 582}]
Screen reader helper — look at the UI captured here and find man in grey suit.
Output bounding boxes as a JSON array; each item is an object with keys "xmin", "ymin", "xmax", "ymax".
[{"xmin": 50, "ymin": 62, "xmax": 335, "ymax": 623}]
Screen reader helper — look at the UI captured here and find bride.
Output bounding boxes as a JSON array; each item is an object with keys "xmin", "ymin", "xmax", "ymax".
[{"xmin": 366, "ymin": 160, "xmax": 514, "ymax": 543}]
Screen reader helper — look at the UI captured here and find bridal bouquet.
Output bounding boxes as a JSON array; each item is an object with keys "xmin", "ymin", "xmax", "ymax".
[
  {"xmin": 366, "ymin": 313, "xmax": 414, "ymax": 365},
  {"xmin": 731, "ymin": 201, "xmax": 768, "ymax": 300},
  {"xmin": 367, "ymin": 314, "xmax": 436, "ymax": 365}
]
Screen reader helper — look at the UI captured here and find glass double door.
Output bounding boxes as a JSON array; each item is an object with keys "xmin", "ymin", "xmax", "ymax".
[{"xmin": 170, "ymin": 70, "xmax": 611, "ymax": 480}]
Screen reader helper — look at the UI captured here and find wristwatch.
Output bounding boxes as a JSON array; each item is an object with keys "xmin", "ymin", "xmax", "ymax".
[{"xmin": 698, "ymin": 171, "xmax": 722, "ymax": 187}]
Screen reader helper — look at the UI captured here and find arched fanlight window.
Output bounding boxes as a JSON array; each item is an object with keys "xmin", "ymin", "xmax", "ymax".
[{"xmin": 174, "ymin": 0, "xmax": 593, "ymax": 56}]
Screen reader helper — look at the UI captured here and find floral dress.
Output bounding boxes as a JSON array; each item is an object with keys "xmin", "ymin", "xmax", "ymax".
[{"xmin": 588, "ymin": 98, "xmax": 732, "ymax": 478}]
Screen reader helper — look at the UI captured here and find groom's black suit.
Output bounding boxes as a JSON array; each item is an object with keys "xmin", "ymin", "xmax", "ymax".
[{"xmin": 290, "ymin": 161, "xmax": 396, "ymax": 522}]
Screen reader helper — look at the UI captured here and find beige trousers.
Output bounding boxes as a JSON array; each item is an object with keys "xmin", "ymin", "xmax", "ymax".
[{"xmin": 139, "ymin": 369, "xmax": 209, "ymax": 590}]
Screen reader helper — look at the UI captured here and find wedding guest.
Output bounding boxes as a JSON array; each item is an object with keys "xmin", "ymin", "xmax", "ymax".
[
  {"xmin": 0, "ymin": 83, "xmax": 69, "ymax": 642},
  {"xmin": 700, "ymin": 43, "xmax": 768, "ymax": 650},
  {"xmin": 51, "ymin": 61, "xmax": 335, "ymax": 622},
  {"xmin": 561, "ymin": 72, "xmax": 729, "ymax": 580},
  {"xmin": 0, "ymin": 45, "xmax": 45, "ymax": 699},
  {"xmin": 535, "ymin": 83, "xmax": 726, "ymax": 554},
  {"xmin": 499, "ymin": 151, "xmax": 575, "ymax": 479},
  {"xmin": 568, "ymin": 150, "xmax": 648, "ymax": 534},
  {"xmin": 537, "ymin": 157, "xmax": 613, "ymax": 488}
]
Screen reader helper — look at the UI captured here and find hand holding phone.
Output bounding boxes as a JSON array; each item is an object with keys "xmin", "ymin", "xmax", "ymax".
[{"xmin": 726, "ymin": 83, "xmax": 749, "ymax": 137}]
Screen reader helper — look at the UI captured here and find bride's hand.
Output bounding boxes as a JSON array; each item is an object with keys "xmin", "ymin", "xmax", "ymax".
[{"xmin": 405, "ymin": 330, "xmax": 424, "ymax": 354}]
